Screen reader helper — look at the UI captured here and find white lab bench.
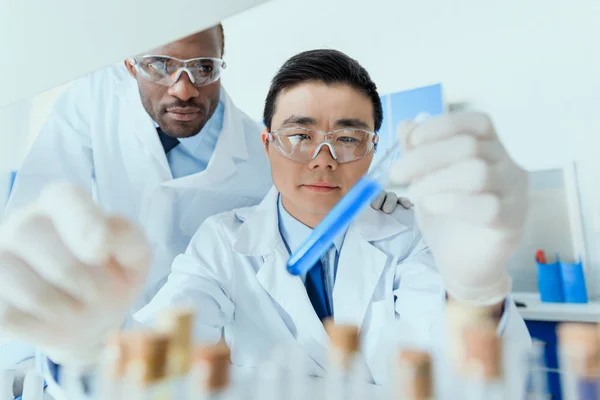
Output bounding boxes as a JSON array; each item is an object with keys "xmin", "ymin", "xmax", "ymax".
[{"xmin": 512, "ymin": 291, "xmax": 600, "ymax": 323}]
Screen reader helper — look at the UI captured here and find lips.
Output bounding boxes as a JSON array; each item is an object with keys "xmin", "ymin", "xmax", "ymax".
[
  {"xmin": 306, "ymin": 182, "xmax": 336, "ymax": 188},
  {"xmin": 166, "ymin": 107, "xmax": 202, "ymax": 114},
  {"xmin": 302, "ymin": 182, "xmax": 339, "ymax": 192},
  {"xmin": 166, "ymin": 107, "xmax": 202, "ymax": 122}
]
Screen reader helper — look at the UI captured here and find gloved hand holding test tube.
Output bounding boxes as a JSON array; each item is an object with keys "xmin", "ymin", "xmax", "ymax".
[{"xmin": 287, "ymin": 111, "xmax": 529, "ymax": 307}]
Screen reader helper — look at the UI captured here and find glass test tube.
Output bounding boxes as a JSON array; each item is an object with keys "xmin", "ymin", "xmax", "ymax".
[
  {"xmin": 458, "ymin": 321, "xmax": 506, "ymax": 400},
  {"xmin": 558, "ymin": 323, "xmax": 600, "ymax": 400},
  {"xmin": 525, "ymin": 340, "xmax": 548, "ymax": 400},
  {"xmin": 95, "ymin": 333, "xmax": 128, "ymax": 400},
  {"xmin": 192, "ymin": 341, "xmax": 232, "ymax": 400},
  {"xmin": 158, "ymin": 308, "xmax": 194, "ymax": 398},
  {"xmin": 324, "ymin": 321, "xmax": 369, "ymax": 400},
  {"xmin": 397, "ymin": 350, "xmax": 435, "ymax": 400},
  {"xmin": 122, "ymin": 331, "xmax": 171, "ymax": 400}
]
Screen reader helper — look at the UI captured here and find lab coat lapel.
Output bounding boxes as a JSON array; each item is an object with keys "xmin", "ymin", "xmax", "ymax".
[
  {"xmin": 117, "ymin": 79, "xmax": 172, "ymax": 181},
  {"xmin": 235, "ymin": 189, "xmax": 330, "ymax": 370},
  {"xmin": 333, "ymin": 206, "xmax": 407, "ymax": 328},
  {"xmin": 333, "ymin": 207, "xmax": 410, "ymax": 383},
  {"xmin": 332, "ymin": 228, "xmax": 387, "ymax": 328},
  {"xmin": 256, "ymin": 247, "xmax": 330, "ymax": 370}
]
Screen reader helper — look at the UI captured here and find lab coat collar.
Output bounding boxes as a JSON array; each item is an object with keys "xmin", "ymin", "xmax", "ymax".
[{"xmin": 233, "ymin": 187, "xmax": 281, "ymax": 256}]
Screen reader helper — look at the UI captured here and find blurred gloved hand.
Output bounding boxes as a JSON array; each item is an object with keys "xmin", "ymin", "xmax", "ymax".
[
  {"xmin": 371, "ymin": 191, "xmax": 413, "ymax": 214},
  {"xmin": 0, "ymin": 182, "xmax": 151, "ymax": 367},
  {"xmin": 390, "ymin": 112, "xmax": 528, "ymax": 306}
]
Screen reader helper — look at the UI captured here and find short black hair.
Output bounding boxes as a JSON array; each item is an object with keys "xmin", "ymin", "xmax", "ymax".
[{"xmin": 263, "ymin": 49, "xmax": 383, "ymax": 132}]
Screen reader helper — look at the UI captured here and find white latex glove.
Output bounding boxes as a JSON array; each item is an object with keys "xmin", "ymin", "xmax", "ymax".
[
  {"xmin": 390, "ymin": 112, "xmax": 528, "ymax": 305},
  {"xmin": 0, "ymin": 182, "xmax": 151, "ymax": 367},
  {"xmin": 370, "ymin": 191, "xmax": 414, "ymax": 214}
]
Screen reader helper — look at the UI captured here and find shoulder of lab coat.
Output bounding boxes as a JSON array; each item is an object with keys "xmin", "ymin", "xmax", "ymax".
[
  {"xmin": 133, "ymin": 190, "xmax": 265, "ymax": 341},
  {"xmin": 3, "ymin": 65, "xmax": 131, "ymax": 216}
]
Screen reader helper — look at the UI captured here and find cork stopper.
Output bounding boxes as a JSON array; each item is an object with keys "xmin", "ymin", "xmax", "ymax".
[
  {"xmin": 558, "ymin": 323, "xmax": 600, "ymax": 378},
  {"xmin": 102, "ymin": 333, "xmax": 128, "ymax": 379},
  {"xmin": 398, "ymin": 350, "xmax": 433, "ymax": 400},
  {"xmin": 193, "ymin": 341, "xmax": 231, "ymax": 391},
  {"xmin": 460, "ymin": 323, "xmax": 502, "ymax": 380},
  {"xmin": 157, "ymin": 308, "xmax": 194, "ymax": 376},
  {"xmin": 325, "ymin": 320, "xmax": 360, "ymax": 353},
  {"xmin": 324, "ymin": 320, "xmax": 360, "ymax": 369},
  {"xmin": 125, "ymin": 331, "xmax": 171, "ymax": 386},
  {"xmin": 446, "ymin": 299, "xmax": 497, "ymax": 375}
]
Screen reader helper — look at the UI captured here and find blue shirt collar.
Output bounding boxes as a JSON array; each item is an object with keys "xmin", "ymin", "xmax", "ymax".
[{"xmin": 277, "ymin": 194, "xmax": 345, "ymax": 255}]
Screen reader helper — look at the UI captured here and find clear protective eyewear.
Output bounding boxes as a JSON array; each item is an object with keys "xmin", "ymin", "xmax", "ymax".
[
  {"xmin": 268, "ymin": 127, "xmax": 379, "ymax": 164},
  {"xmin": 129, "ymin": 55, "xmax": 226, "ymax": 87}
]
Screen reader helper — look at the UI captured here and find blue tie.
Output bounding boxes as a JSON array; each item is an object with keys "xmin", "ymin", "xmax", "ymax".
[
  {"xmin": 306, "ymin": 259, "xmax": 332, "ymax": 321},
  {"xmin": 157, "ymin": 127, "xmax": 180, "ymax": 154}
]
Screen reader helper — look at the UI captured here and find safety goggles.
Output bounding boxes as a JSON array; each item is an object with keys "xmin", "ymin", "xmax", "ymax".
[
  {"xmin": 267, "ymin": 127, "xmax": 379, "ymax": 164},
  {"xmin": 129, "ymin": 55, "xmax": 226, "ymax": 87}
]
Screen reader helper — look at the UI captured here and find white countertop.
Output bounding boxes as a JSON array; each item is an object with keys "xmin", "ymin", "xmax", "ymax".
[{"xmin": 512, "ymin": 292, "xmax": 600, "ymax": 322}]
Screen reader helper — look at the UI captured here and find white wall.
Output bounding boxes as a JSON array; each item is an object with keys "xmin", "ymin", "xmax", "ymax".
[
  {"xmin": 221, "ymin": 0, "xmax": 600, "ymax": 171},
  {"xmin": 0, "ymin": 0, "xmax": 271, "ymax": 107}
]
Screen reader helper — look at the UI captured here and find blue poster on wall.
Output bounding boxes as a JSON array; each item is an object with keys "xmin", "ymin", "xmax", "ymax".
[{"xmin": 375, "ymin": 83, "xmax": 444, "ymax": 165}]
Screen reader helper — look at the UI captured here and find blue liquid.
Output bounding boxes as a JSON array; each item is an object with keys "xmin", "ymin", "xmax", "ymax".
[{"xmin": 286, "ymin": 177, "xmax": 383, "ymax": 276}]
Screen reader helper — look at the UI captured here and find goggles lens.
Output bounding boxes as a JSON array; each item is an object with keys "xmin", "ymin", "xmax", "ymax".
[
  {"xmin": 133, "ymin": 55, "xmax": 226, "ymax": 87},
  {"xmin": 269, "ymin": 127, "xmax": 378, "ymax": 163}
]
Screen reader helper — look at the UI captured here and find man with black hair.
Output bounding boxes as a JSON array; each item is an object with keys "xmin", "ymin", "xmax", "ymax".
[{"xmin": 136, "ymin": 49, "xmax": 531, "ymax": 386}]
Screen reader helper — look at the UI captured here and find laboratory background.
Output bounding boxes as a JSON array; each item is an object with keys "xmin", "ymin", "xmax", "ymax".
[{"xmin": 1, "ymin": 0, "xmax": 600, "ymax": 399}]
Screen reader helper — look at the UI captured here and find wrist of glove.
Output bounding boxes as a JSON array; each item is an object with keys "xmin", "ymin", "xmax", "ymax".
[
  {"xmin": 44, "ymin": 339, "xmax": 106, "ymax": 370},
  {"xmin": 390, "ymin": 112, "xmax": 528, "ymax": 306},
  {"xmin": 442, "ymin": 268, "xmax": 512, "ymax": 306}
]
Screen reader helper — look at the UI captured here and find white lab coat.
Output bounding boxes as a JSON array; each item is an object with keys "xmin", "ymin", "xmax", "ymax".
[
  {"xmin": 136, "ymin": 187, "xmax": 532, "ymax": 388},
  {"xmin": 2, "ymin": 65, "xmax": 272, "ymax": 367}
]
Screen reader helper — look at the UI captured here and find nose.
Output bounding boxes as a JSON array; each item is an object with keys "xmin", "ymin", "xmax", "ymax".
[
  {"xmin": 308, "ymin": 142, "xmax": 338, "ymax": 170},
  {"xmin": 167, "ymin": 70, "xmax": 200, "ymax": 101}
]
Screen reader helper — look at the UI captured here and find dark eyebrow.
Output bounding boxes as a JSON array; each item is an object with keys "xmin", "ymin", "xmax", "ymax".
[
  {"xmin": 281, "ymin": 115, "xmax": 317, "ymax": 127},
  {"xmin": 335, "ymin": 118, "xmax": 371, "ymax": 130}
]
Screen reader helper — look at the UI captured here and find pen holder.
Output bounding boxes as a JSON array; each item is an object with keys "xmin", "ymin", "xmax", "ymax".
[
  {"xmin": 559, "ymin": 260, "xmax": 588, "ymax": 304},
  {"xmin": 536, "ymin": 261, "xmax": 564, "ymax": 303}
]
